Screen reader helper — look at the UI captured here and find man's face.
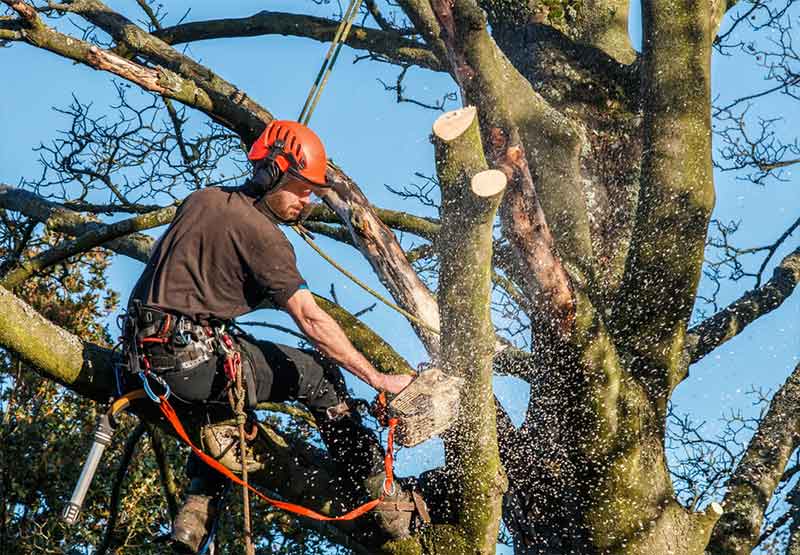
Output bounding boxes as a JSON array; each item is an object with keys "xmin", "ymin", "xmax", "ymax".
[{"xmin": 263, "ymin": 175, "xmax": 322, "ymax": 221}]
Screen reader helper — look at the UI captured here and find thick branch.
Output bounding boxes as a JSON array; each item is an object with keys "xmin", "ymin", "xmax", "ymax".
[
  {"xmin": 0, "ymin": 205, "xmax": 176, "ymax": 289},
  {"xmin": 572, "ymin": 0, "xmax": 637, "ymax": 64},
  {"xmin": 434, "ymin": 106, "xmax": 507, "ymax": 553},
  {"xmin": 708, "ymin": 362, "xmax": 800, "ymax": 555},
  {"xmin": 146, "ymin": 424, "xmax": 180, "ymax": 519},
  {"xmin": 0, "ymin": 284, "xmax": 112, "ymax": 400},
  {"xmin": 0, "ymin": 16, "xmax": 22, "ymax": 40},
  {"xmin": 687, "ymin": 245, "xmax": 800, "ymax": 364},
  {"xmin": 395, "ymin": 0, "xmax": 452, "ymax": 70},
  {"xmin": 153, "ymin": 11, "xmax": 444, "ymax": 71},
  {"xmin": 306, "ymin": 204, "xmax": 440, "ymax": 241},
  {"xmin": 322, "ymin": 166, "xmax": 442, "ymax": 356},
  {"xmin": 612, "ymin": 0, "xmax": 715, "ymax": 389},
  {"xmin": 428, "ymin": 0, "xmax": 577, "ymax": 334}
]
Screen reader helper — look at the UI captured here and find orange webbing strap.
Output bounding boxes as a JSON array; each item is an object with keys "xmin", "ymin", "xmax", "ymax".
[{"xmin": 158, "ymin": 396, "xmax": 399, "ymax": 521}]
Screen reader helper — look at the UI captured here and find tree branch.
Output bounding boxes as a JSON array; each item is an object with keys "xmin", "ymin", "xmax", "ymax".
[
  {"xmin": 151, "ymin": 10, "xmax": 444, "ymax": 71},
  {"xmin": 306, "ymin": 204, "xmax": 440, "ymax": 243},
  {"xmin": 428, "ymin": 0, "xmax": 578, "ymax": 335},
  {"xmin": 322, "ymin": 166, "xmax": 442, "ymax": 356},
  {"xmin": 687, "ymin": 245, "xmax": 800, "ymax": 365},
  {"xmin": 708, "ymin": 362, "xmax": 800, "ymax": 554},
  {"xmin": 146, "ymin": 424, "xmax": 180, "ymax": 520},
  {"xmin": 0, "ymin": 16, "xmax": 23, "ymax": 40},
  {"xmin": 433, "ymin": 105, "xmax": 507, "ymax": 552},
  {"xmin": 0, "ymin": 205, "xmax": 176, "ymax": 289},
  {"xmin": 0, "ymin": 184, "xmax": 156, "ymax": 262},
  {"xmin": 612, "ymin": 0, "xmax": 715, "ymax": 390}
]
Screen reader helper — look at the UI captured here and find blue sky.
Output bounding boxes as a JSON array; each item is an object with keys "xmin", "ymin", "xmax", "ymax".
[{"xmin": 1, "ymin": 0, "xmax": 798, "ymax": 551}]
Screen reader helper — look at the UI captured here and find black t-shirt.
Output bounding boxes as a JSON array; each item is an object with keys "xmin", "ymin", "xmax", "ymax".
[{"xmin": 129, "ymin": 186, "xmax": 307, "ymax": 323}]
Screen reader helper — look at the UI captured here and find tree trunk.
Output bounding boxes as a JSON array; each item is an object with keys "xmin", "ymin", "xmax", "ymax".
[{"xmin": 432, "ymin": 106, "xmax": 507, "ymax": 553}]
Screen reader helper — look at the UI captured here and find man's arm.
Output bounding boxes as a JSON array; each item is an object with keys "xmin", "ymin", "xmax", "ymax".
[{"xmin": 284, "ymin": 289, "xmax": 414, "ymax": 394}]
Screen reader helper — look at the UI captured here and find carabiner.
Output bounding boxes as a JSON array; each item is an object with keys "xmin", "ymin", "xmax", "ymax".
[{"xmin": 140, "ymin": 372, "xmax": 171, "ymax": 404}]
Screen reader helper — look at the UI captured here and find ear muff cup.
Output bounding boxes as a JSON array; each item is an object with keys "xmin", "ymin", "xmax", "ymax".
[{"xmin": 250, "ymin": 159, "xmax": 283, "ymax": 195}]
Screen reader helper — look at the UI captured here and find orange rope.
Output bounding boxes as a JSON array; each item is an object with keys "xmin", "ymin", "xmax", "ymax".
[{"xmin": 158, "ymin": 396, "xmax": 398, "ymax": 521}]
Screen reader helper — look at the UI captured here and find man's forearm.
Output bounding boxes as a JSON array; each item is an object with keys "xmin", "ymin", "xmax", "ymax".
[{"xmin": 294, "ymin": 306, "xmax": 383, "ymax": 389}]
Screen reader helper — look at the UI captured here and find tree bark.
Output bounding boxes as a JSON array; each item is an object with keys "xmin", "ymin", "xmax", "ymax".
[
  {"xmin": 708, "ymin": 362, "xmax": 800, "ymax": 555},
  {"xmin": 612, "ymin": 0, "xmax": 716, "ymax": 402},
  {"xmin": 433, "ymin": 106, "xmax": 507, "ymax": 553}
]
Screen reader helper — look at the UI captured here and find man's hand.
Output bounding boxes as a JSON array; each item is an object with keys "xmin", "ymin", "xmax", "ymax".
[{"xmin": 375, "ymin": 372, "xmax": 415, "ymax": 395}]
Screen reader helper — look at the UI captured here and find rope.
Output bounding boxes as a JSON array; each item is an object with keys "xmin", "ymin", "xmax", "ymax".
[
  {"xmin": 227, "ymin": 354, "xmax": 254, "ymax": 555},
  {"xmin": 157, "ymin": 394, "xmax": 398, "ymax": 521},
  {"xmin": 292, "ymin": 224, "xmax": 441, "ymax": 335},
  {"xmin": 298, "ymin": 0, "xmax": 365, "ymax": 125}
]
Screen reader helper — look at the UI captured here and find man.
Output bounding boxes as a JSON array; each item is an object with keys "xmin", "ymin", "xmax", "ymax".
[{"xmin": 126, "ymin": 121, "xmax": 419, "ymax": 553}]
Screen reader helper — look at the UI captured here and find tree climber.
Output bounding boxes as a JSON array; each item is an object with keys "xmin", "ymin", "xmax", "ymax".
[{"xmin": 124, "ymin": 120, "xmax": 423, "ymax": 553}]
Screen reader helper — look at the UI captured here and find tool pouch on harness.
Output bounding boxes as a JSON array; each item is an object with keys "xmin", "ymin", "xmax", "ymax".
[{"xmin": 121, "ymin": 302, "xmax": 257, "ymax": 409}]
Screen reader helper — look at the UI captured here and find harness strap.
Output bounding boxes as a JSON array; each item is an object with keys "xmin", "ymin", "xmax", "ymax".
[{"xmin": 157, "ymin": 395, "xmax": 398, "ymax": 521}]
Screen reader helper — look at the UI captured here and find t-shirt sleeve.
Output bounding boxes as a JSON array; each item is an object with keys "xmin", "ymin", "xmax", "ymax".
[{"xmin": 237, "ymin": 223, "xmax": 307, "ymax": 308}]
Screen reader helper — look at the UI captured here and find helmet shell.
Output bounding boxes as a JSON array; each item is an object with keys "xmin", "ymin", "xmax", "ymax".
[{"xmin": 248, "ymin": 121, "xmax": 328, "ymax": 187}]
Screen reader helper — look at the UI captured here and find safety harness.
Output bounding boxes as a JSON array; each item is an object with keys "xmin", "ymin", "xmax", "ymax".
[{"xmin": 65, "ymin": 303, "xmax": 403, "ymax": 554}]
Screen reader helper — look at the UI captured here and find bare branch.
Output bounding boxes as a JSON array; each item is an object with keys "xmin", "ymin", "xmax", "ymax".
[
  {"xmin": 687, "ymin": 245, "xmax": 800, "ymax": 364},
  {"xmin": 434, "ymin": 104, "xmax": 507, "ymax": 552},
  {"xmin": 0, "ymin": 204, "xmax": 177, "ymax": 289},
  {"xmin": 708, "ymin": 362, "xmax": 800, "ymax": 554},
  {"xmin": 151, "ymin": 10, "xmax": 444, "ymax": 71}
]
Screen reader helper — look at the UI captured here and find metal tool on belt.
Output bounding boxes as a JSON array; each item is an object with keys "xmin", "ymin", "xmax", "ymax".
[{"xmin": 62, "ymin": 389, "xmax": 147, "ymax": 525}]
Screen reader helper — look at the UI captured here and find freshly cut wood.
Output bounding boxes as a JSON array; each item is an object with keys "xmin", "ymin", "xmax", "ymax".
[
  {"xmin": 433, "ymin": 106, "xmax": 478, "ymax": 141},
  {"xmin": 472, "ymin": 169, "xmax": 507, "ymax": 198}
]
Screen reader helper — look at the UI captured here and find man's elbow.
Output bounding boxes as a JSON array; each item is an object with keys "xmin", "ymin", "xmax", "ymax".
[{"xmin": 286, "ymin": 289, "xmax": 324, "ymax": 331}]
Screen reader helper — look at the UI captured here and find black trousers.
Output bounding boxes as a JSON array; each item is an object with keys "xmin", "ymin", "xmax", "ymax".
[{"xmin": 158, "ymin": 334, "xmax": 386, "ymax": 500}]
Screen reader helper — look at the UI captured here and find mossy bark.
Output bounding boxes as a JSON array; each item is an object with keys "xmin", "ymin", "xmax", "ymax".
[
  {"xmin": 612, "ymin": 0, "xmax": 716, "ymax": 401},
  {"xmin": 434, "ymin": 107, "xmax": 507, "ymax": 554}
]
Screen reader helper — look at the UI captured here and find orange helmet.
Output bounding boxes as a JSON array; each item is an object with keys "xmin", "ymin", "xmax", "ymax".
[{"xmin": 248, "ymin": 120, "xmax": 328, "ymax": 187}]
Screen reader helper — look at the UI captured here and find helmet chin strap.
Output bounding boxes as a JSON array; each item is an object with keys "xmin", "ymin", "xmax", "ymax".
[{"xmin": 247, "ymin": 158, "xmax": 317, "ymax": 225}]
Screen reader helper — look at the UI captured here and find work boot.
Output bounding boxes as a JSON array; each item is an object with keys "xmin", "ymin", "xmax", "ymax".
[
  {"xmin": 171, "ymin": 460, "xmax": 227, "ymax": 555},
  {"xmin": 365, "ymin": 473, "xmax": 430, "ymax": 539},
  {"xmin": 170, "ymin": 494, "xmax": 217, "ymax": 554}
]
